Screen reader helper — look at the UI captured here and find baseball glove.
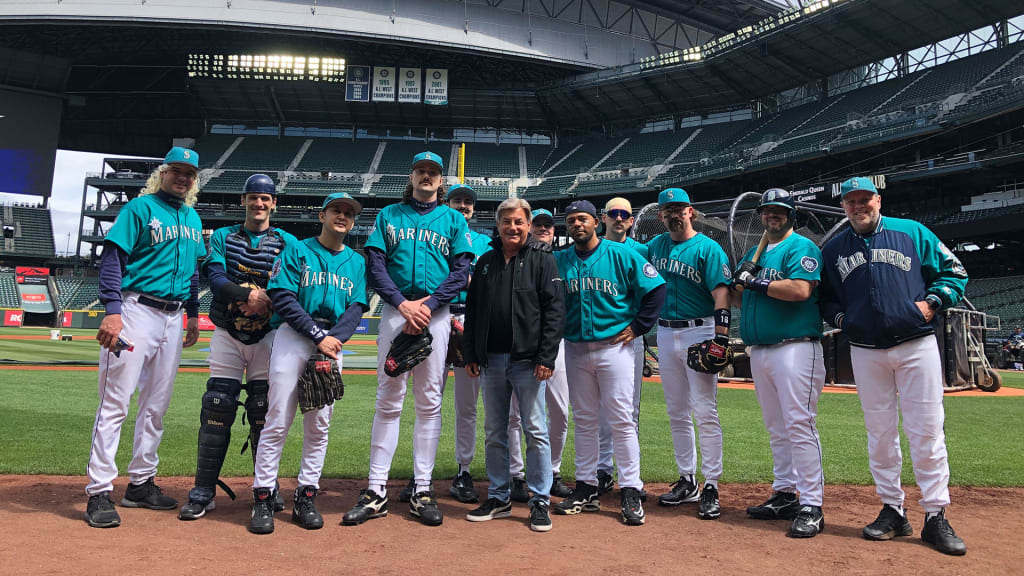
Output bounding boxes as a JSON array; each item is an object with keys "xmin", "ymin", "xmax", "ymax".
[
  {"xmin": 228, "ymin": 282, "xmax": 272, "ymax": 334},
  {"xmin": 446, "ymin": 316, "xmax": 466, "ymax": 367},
  {"xmin": 686, "ymin": 335, "xmax": 734, "ymax": 374},
  {"xmin": 297, "ymin": 354, "xmax": 344, "ymax": 413},
  {"xmin": 385, "ymin": 328, "xmax": 434, "ymax": 377}
]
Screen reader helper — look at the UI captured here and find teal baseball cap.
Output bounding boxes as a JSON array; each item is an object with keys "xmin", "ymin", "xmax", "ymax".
[
  {"xmin": 164, "ymin": 147, "xmax": 199, "ymax": 169},
  {"xmin": 658, "ymin": 187, "xmax": 690, "ymax": 206},
  {"xmin": 411, "ymin": 151, "xmax": 444, "ymax": 172},
  {"xmin": 321, "ymin": 191, "xmax": 362, "ymax": 214},
  {"xmin": 840, "ymin": 177, "xmax": 879, "ymax": 197},
  {"xmin": 531, "ymin": 208, "xmax": 554, "ymax": 224},
  {"xmin": 448, "ymin": 183, "xmax": 477, "ymax": 202}
]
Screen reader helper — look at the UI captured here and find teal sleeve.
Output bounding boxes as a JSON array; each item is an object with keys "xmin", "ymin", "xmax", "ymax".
[
  {"xmin": 916, "ymin": 223, "xmax": 968, "ymax": 308},
  {"xmin": 785, "ymin": 240, "xmax": 822, "ymax": 282},
  {"xmin": 104, "ymin": 200, "xmax": 144, "ymax": 254},
  {"xmin": 278, "ymin": 229, "xmax": 300, "ymax": 247},
  {"xmin": 451, "ymin": 215, "xmax": 473, "ymax": 257},
  {"xmin": 267, "ymin": 243, "xmax": 301, "ymax": 293},
  {"xmin": 352, "ymin": 257, "xmax": 369, "ymax": 308},
  {"xmin": 702, "ymin": 242, "xmax": 732, "ymax": 290},
  {"xmin": 631, "ymin": 251, "xmax": 666, "ymax": 297},
  {"xmin": 204, "ymin": 228, "xmax": 228, "ymax": 270},
  {"xmin": 364, "ymin": 211, "xmax": 387, "ymax": 252}
]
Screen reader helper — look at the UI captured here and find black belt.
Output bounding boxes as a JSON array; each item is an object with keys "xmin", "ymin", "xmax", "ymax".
[
  {"xmin": 658, "ymin": 318, "xmax": 704, "ymax": 328},
  {"xmin": 312, "ymin": 317, "xmax": 334, "ymax": 329},
  {"xmin": 402, "ymin": 294, "xmax": 428, "ymax": 301},
  {"xmin": 138, "ymin": 295, "xmax": 183, "ymax": 312},
  {"xmin": 450, "ymin": 304, "xmax": 466, "ymax": 315},
  {"xmin": 782, "ymin": 336, "xmax": 820, "ymax": 343}
]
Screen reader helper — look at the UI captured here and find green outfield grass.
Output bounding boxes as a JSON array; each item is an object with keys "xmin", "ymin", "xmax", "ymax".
[
  {"xmin": 998, "ymin": 370, "xmax": 1024, "ymax": 389},
  {"xmin": 1, "ymin": 367, "xmax": 1021, "ymax": 487}
]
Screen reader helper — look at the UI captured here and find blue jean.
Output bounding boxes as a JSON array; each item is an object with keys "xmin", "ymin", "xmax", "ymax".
[{"xmin": 481, "ymin": 354, "xmax": 551, "ymax": 503}]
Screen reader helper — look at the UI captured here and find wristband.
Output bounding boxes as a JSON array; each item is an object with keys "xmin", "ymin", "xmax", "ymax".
[
  {"xmin": 925, "ymin": 294, "xmax": 942, "ymax": 311},
  {"xmin": 714, "ymin": 308, "xmax": 731, "ymax": 330}
]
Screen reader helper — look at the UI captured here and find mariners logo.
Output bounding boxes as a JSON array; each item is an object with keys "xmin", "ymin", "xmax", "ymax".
[
  {"xmin": 465, "ymin": 232, "xmax": 472, "ymax": 245},
  {"xmin": 270, "ymin": 258, "xmax": 282, "ymax": 279},
  {"xmin": 643, "ymin": 263, "xmax": 658, "ymax": 278},
  {"xmin": 722, "ymin": 264, "xmax": 732, "ymax": 279},
  {"xmin": 801, "ymin": 256, "xmax": 819, "ymax": 273},
  {"xmin": 148, "ymin": 217, "xmax": 162, "ymax": 231}
]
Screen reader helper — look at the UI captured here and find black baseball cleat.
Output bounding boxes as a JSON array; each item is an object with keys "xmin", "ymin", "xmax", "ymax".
[
  {"xmin": 511, "ymin": 477, "xmax": 531, "ymax": 503},
  {"xmin": 921, "ymin": 510, "xmax": 967, "ymax": 556},
  {"xmin": 449, "ymin": 471, "xmax": 480, "ymax": 504},
  {"xmin": 553, "ymin": 482, "xmax": 600, "ymax": 515},
  {"xmin": 658, "ymin": 476, "xmax": 700, "ymax": 506},
  {"xmin": 85, "ymin": 492, "xmax": 121, "ymax": 528},
  {"xmin": 410, "ymin": 490, "xmax": 444, "ymax": 526},
  {"xmin": 178, "ymin": 499, "xmax": 215, "ymax": 521},
  {"xmin": 466, "ymin": 497, "xmax": 512, "ymax": 522},
  {"xmin": 596, "ymin": 470, "xmax": 615, "ymax": 495},
  {"xmin": 747, "ymin": 491, "xmax": 801, "ymax": 520},
  {"xmin": 273, "ymin": 481, "xmax": 285, "ymax": 512},
  {"xmin": 621, "ymin": 487, "xmax": 646, "ymax": 526},
  {"xmin": 863, "ymin": 505, "xmax": 913, "ymax": 541},
  {"xmin": 292, "ymin": 485, "xmax": 324, "ymax": 530},
  {"xmin": 788, "ymin": 506, "xmax": 825, "ymax": 538},
  {"xmin": 248, "ymin": 488, "xmax": 275, "ymax": 534},
  {"xmin": 121, "ymin": 477, "xmax": 177, "ymax": 510},
  {"xmin": 398, "ymin": 479, "xmax": 416, "ymax": 503},
  {"xmin": 550, "ymin": 474, "xmax": 573, "ymax": 499},
  {"xmin": 530, "ymin": 500, "xmax": 553, "ymax": 532},
  {"xmin": 697, "ymin": 484, "xmax": 721, "ymax": 520},
  {"xmin": 342, "ymin": 489, "xmax": 389, "ymax": 526}
]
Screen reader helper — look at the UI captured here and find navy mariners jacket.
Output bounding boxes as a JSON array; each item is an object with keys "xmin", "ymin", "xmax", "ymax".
[{"xmin": 819, "ymin": 216, "xmax": 968, "ymax": 349}]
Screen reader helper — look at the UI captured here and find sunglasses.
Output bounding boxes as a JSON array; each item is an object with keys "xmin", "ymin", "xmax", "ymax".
[{"xmin": 606, "ymin": 209, "xmax": 631, "ymax": 220}]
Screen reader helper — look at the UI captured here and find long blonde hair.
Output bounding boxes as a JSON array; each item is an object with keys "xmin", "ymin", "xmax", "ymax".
[{"xmin": 139, "ymin": 164, "xmax": 200, "ymax": 207}]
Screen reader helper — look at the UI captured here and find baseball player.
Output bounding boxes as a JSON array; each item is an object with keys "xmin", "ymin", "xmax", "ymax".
[
  {"xmin": 552, "ymin": 200, "xmax": 665, "ymax": 526},
  {"xmin": 179, "ymin": 174, "xmax": 298, "ymax": 521},
  {"xmin": 342, "ymin": 152, "xmax": 474, "ymax": 527},
  {"xmin": 249, "ymin": 192, "xmax": 368, "ymax": 534},
  {"xmin": 647, "ymin": 188, "xmax": 732, "ymax": 520},
  {"xmin": 446, "ymin": 183, "xmax": 494, "ymax": 504},
  {"xmin": 820, "ymin": 177, "xmax": 968, "ymax": 555},
  {"xmin": 732, "ymin": 188, "xmax": 826, "ymax": 538},
  {"xmin": 506, "ymin": 208, "xmax": 572, "ymax": 500},
  {"xmin": 85, "ymin": 147, "xmax": 205, "ymax": 528},
  {"xmin": 596, "ymin": 197, "xmax": 648, "ymax": 496}
]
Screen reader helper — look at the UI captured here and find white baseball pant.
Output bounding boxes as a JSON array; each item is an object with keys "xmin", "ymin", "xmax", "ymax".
[
  {"xmin": 750, "ymin": 340, "xmax": 825, "ymax": 506},
  {"xmin": 451, "ymin": 312, "xmax": 480, "ymax": 471},
  {"xmin": 86, "ymin": 293, "xmax": 184, "ymax": 495},
  {"xmin": 597, "ymin": 336, "xmax": 644, "ymax": 473},
  {"xmin": 850, "ymin": 335, "xmax": 951, "ymax": 513},
  {"xmin": 253, "ymin": 323, "xmax": 336, "ymax": 489},
  {"xmin": 509, "ymin": 340, "xmax": 569, "ymax": 477},
  {"xmin": 657, "ymin": 320, "xmax": 723, "ymax": 484},
  {"xmin": 207, "ymin": 326, "xmax": 272, "ymax": 381},
  {"xmin": 368, "ymin": 304, "xmax": 451, "ymax": 491},
  {"xmin": 565, "ymin": 339, "xmax": 643, "ymax": 490}
]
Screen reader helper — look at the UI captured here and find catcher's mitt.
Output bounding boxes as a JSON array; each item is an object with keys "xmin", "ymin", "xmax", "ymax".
[
  {"xmin": 385, "ymin": 328, "xmax": 433, "ymax": 377},
  {"xmin": 228, "ymin": 282, "xmax": 272, "ymax": 336},
  {"xmin": 298, "ymin": 354, "xmax": 344, "ymax": 413},
  {"xmin": 686, "ymin": 336, "xmax": 734, "ymax": 374},
  {"xmin": 446, "ymin": 316, "xmax": 466, "ymax": 367}
]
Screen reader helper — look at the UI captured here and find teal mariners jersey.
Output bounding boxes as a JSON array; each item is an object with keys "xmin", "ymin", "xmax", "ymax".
[
  {"xmin": 555, "ymin": 240, "xmax": 665, "ymax": 342},
  {"xmin": 621, "ymin": 236, "xmax": 650, "ymax": 260},
  {"xmin": 452, "ymin": 228, "xmax": 493, "ymax": 305},
  {"xmin": 267, "ymin": 238, "xmax": 368, "ymax": 328},
  {"xmin": 738, "ymin": 233, "xmax": 824, "ymax": 345},
  {"xmin": 104, "ymin": 193, "xmax": 206, "ymax": 301},
  {"xmin": 364, "ymin": 204, "xmax": 474, "ymax": 295},
  {"xmin": 646, "ymin": 232, "xmax": 731, "ymax": 320}
]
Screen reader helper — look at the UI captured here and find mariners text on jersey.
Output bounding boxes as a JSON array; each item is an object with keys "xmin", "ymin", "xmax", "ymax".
[
  {"xmin": 300, "ymin": 267, "xmax": 357, "ymax": 296},
  {"xmin": 386, "ymin": 225, "xmax": 452, "ymax": 256},
  {"xmin": 149, "ymin": 220, "xmax": 204, "ymax": 246},
  {"xmin": 650, "ymin": 256, "xmax": 702, "ymax": 284},
  {"xmin": 836, "ymin": 249, "xmax": 914, "ymax": 282},
  {"xmin": 564, "ymin": 276, "xmax": 621, "ymax": 297}
]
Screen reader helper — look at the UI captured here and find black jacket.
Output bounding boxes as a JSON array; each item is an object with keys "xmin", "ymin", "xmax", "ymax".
[{"xmin": 464, "ymin": 237, "xmax": 564, "ymax": 369}]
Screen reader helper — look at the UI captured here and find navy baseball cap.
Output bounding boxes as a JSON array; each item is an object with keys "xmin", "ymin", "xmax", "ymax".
[
  {"xmin": 531, "ymin": 208, "xmax": 554, "ymax": 225},
  {"xmin": 448, "ymin": 183, "xmax": 477, "ymax": 202},
  {"xmin": 840, "ymin": 177, "xmax": 879, "ymax": 197},
  {"xmin": 658, "ymin": 187, "xmax": 690, "ymax": 206},
  {"xmin": 165, "ymin": 147, "xmax": 198, "ymax": 169},
  {"xmin": 565, "ymin": 200, "xmax": 597, "ymax": 219},
  {"xmin": 321, "ymin": 192, "xmax": 362, "ymax": 214},
  {"xmin": 411, "ymin": 151, "xmax": 444, "ymax": 172}
]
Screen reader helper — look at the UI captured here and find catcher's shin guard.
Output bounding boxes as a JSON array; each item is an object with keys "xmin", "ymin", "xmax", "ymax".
[
  {"xmin": 195, "ymin": 378, "xmax": 242, "ymax": 492},
  {"xmin": 242, "ymin": 379, "xmax": 270, "ymax": 466}
]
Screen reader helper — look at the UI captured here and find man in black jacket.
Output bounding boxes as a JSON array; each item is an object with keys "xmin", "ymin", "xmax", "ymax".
[{"xmin": 463, "ymin": 198, "xmax": 564, "ymax": 533}]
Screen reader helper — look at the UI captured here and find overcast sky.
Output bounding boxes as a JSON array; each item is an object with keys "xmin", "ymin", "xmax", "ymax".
[{"xmin": 0, "ymin": 150, "xmax": 136, "ymax": 256}]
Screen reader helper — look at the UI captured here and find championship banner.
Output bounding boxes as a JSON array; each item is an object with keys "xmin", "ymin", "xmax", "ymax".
[
  {"xmin": 398, "ymin": 68, "xmax": 422, "ymax": 103},
  {"xmin": 373, "ymin": 67, "xmax": 396, "ymax": 102},
  {"xmin": 424, "ymin": 69, "xmax": 448, "ymax": 105},
  {"xmin": 345, "ymin": 65, "xmax": 371, "ymax": 102}
]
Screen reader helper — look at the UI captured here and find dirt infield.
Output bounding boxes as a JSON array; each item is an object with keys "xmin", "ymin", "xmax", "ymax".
[{"xmin": 1, "ymin": 476, "xmax": 1018, "ymax": 575}]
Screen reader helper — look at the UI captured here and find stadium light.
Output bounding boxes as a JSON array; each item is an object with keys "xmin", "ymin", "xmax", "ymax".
[{"xmin": 188, "ymin": 53, "xmax": 346, "ymax": 82}]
